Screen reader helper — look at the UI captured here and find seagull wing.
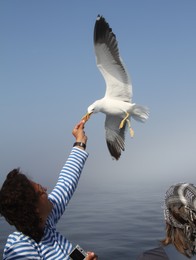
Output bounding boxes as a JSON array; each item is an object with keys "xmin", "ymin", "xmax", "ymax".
[
  {"xmin": 105, "ymin": 115, "xmax": 126, "ymax": 160},
  {"xmin": 94, "ymin": 15, "xmax": 132, "ymax": 102}
]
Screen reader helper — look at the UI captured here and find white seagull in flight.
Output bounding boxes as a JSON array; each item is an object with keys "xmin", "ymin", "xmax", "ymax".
[{"xmin": 83, "ymin": 15, "xmax": 149, "ymax": 160}]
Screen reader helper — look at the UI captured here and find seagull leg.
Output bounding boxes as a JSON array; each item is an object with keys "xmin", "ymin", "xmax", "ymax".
[
  {"xmin": 119, "ymin": 112, "xmax": 130, "ymax": 129},
  {"xmin": 119, "ymin": 112, "xmax": 134, "ymax": 137},
  {"xmin": 126, "ymin": 118, "xmax": 134, "ymax": 138}
]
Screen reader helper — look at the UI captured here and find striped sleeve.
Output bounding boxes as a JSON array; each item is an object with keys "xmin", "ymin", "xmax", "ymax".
[
  {"xmin": 3, "ymin": 232, "xmax": 40, "ymax": 259},
  {"xmin": 48, "ymin": 147, "xmax": 88, "ymax": 225}
]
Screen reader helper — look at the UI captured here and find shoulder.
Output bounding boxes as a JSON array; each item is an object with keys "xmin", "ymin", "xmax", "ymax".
[
  {"xmin": 3, "ymin": 232, "xmax": 38, "ymax": 259},
  {"xmin": 6, "ymin": 231, "xmax": 28, "ymax": 244},
  {"xmin": 137, "ymin": 246, "xmax": 169, "ymax": 260}
]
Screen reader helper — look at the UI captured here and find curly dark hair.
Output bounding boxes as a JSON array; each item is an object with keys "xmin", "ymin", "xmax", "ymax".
[{"xmin": 0, "ymin": 168, "xmax": 44, "ymax": 243}]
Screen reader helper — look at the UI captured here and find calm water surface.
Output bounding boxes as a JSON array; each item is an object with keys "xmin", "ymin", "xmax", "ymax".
[{"xmin": 0, "ymin": 184, "xmax": 166, "ymax": 259}]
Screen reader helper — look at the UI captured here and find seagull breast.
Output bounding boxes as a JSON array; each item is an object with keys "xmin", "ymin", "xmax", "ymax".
[{"xmin": 88, "ymin": 98, "xmax": 133, "ymax": 117}]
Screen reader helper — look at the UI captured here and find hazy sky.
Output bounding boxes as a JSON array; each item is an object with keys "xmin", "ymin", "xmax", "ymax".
[{"xmin": 1, "ymin": 0, "xmax": 196, "ymax": 193}]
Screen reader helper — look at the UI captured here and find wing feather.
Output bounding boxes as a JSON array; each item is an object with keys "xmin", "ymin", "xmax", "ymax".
[
  {"xmin": 105, "ymin": 115, "xmax": 126, "ymax": 160},
  {"xmin": 94, "ymin": 15, "xmax": 132, "ymax": 101}
]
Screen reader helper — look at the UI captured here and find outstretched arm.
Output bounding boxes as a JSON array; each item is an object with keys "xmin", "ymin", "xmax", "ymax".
[{"xmin": 48, "ymin": 120, "xmax": 88, "ymax": 225}]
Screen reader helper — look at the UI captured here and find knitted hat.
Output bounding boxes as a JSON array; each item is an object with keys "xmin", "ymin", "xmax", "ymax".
[
  {"xmin": 164, "ymin": 183, "xmax": 196, "ymax": 256},
  {"xmin": 164, "ymin": 183, "xmax": 196, "ymax": 228}
]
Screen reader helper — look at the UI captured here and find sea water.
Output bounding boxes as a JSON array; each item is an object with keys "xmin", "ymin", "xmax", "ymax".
[{"xmin": 0, "ymin": 183, "xmax": 166, "ymax": 259}]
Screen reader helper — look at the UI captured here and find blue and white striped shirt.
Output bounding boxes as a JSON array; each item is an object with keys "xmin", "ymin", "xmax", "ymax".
[{"xmin": 3, "ymin": 147, "xmax": 88, "ymax": 260}]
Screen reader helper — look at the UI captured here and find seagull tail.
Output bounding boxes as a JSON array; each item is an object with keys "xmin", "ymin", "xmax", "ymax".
[{"xmin": 132, "ymin": 105, "xmax": 149, "ymax": 123}]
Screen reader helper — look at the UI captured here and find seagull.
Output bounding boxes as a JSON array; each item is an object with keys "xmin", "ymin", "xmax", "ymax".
[{"xmin": 83, "ymin": 15, "xmax": 149, "ymax": 160}]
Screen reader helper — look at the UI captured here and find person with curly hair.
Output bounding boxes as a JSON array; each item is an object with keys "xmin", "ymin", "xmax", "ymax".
[
  {"xmin": 137, "ymin": 183, "xmax": 196, "ymax": 259},
  {"xmin": 0, "ymin": 120, "xmax": 98, "ymax": 260}
]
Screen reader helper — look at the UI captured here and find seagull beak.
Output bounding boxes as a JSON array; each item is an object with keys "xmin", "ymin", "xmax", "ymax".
[{"xmin": 82, "ymin": 112, "xmax": 93, "ymax": 122}]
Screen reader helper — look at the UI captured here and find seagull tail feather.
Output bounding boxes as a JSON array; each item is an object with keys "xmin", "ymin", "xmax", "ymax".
[{"xmin": 132, "ymin": 105, "xmax": 149, "ymax": 123}]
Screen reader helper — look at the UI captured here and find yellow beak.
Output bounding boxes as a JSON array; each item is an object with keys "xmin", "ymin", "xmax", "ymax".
[{"xmin": 82, "ymin": 112, "xmax": 93, "ymax": 122}]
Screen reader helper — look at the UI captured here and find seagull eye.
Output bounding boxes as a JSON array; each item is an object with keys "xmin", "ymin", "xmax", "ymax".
[{"xmin": 89, "ymin": 108, "xmax": 94, "ymax": 113}]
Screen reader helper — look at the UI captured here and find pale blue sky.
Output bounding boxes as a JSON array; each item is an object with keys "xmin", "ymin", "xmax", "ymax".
[{"xmin": 1, "ymin": 1, "xmax": 196, "ymax": 192}]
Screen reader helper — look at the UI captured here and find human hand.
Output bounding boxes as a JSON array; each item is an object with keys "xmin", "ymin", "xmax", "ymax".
[
  {"xmin": 72, "ymin": 120, "xmax": 87, "ymax": 148},
  {"xmin": 86, "ymin": 251, "xmax": 98, "ymax": 260}
]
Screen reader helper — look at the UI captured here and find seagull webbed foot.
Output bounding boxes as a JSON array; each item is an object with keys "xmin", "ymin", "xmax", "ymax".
[
  {"xmin": 126, "ymin": 118, "xmax": 134, "ymax": 137},
  {"xmin": 129, "ymin": 127, "xmax": 134, "ymax": 138}
]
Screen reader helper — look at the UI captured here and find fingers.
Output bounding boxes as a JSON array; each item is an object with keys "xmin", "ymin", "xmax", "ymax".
[
  {"xmin": 86, "ymin": 252, "xmax": 98, "ymax": 260},
  {"xmin": 72, "ymin": 120, "xmax": 85, "ymax": 135},
  {"xmin": 72, "ymin": 120, "xmax": 87, "ymax": 145},
  {"xmin": 74, "ymin": 120, "xmax": 85, "ymax": 130}
]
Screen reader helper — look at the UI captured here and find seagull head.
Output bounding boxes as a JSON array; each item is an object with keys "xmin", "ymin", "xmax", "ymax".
[
  {"xmin": 82, "ymin": 100, "xmax": 101, "ymax": 122},
  {"xmin": 87, "ymin": 101, "xmax": 101, "ymax": 114}
]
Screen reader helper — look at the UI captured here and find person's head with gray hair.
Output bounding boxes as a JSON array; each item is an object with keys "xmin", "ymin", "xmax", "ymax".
[{"xmin": 162, "ymin": 183, "xmax": 196, "ymax": 258}]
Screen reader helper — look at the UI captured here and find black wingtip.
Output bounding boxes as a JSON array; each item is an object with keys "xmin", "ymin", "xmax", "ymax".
[
  {"xmin": 106, "ymin": 142, "xmax": 121, "ymax": 160},
  {"xmin": 94, "ymin": 15, "xmax": 115, "ymax": 44}
]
